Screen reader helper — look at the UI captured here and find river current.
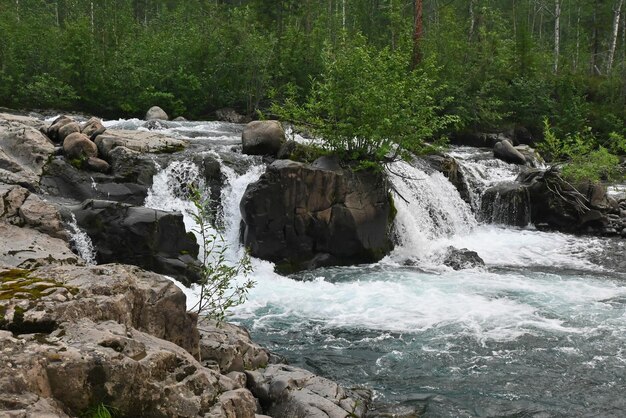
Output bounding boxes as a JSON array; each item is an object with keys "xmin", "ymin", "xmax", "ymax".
[{"xmin": 105, "ymin": 119, "xmax": 626, "ymax": 417}]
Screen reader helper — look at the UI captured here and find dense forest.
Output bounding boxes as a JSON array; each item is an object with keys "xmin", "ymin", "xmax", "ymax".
[{"xmin": 0, "ymin": 1, "xmax": 624, "ymax": 148}]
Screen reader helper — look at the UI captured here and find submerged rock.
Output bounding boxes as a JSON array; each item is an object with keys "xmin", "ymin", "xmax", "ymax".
[
  {"xmin": 443, "ymin": 246, "xmax": 485, "ymax": 270},
  {"xmin": 240, "ymin": 159, "xmax": 394, "ymax": 272}
]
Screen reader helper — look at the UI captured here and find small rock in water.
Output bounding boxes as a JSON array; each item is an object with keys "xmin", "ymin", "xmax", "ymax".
[{"xmin": 443, "ymin": 246, "xmax": 484, "ymax": 270}]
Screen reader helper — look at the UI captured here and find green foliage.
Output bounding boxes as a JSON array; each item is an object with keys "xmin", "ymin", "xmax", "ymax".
[
  {"xmin": 272, "ymin": 35, "xmax": 458, "ymax": 166},
  {"xmin": 187, "ymin": 187, "xmax": 254, "ymax": 323},
  {"xmin": 538, "ymin": 120, "xmax": 623, "ymax": 183},
  {"xmin": 81, "ymin": 403, "xmax": 116, "ymax": 418},
  {"xmin": 17, "ymin": 74, "xmax": 78, "ymax": 109},
  {"xmin": 562, "ymin": 147, "xmax": 622, "ymax": 183}
]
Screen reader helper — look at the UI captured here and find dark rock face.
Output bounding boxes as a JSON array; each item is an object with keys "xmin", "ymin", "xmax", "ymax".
[
  {"xmin": 424, "ymin": 154, "xmax": 472, "ymax": 205},
  {"xmin": 41, "ymin": 157, "xmax": 153, "ymax": 205},
  {"xmin": 480, "ymin": 182, "xmax": 531, "ymax": 227},
  {"xmin": 494, "ymin": 139, "xmax": 526, "ymax": 165},
  {"xmin": 71, "ymin": 200, "xmax": 201, "ymax": 284},
  {"xmin": 240, "ymin": 159, "xmax": 393, "ymax": 272},
  {"xmin": 443, "ymin": 246, "xmax": 485, "ymax": 270},
  {"xmin": 481, "ymin": 168, "xmax": 624, "ymax": 235},
  {"xmin": 241, "ymin": 120, "xmax": 285, "ymax": 156}
]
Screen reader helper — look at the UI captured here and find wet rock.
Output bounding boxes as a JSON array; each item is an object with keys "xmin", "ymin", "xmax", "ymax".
[
  {"xmin": 514, "ymin": 145, "xmax": 544, "ymax": 168},
  {"xmin": 62, "ymin": 132, "xmax": 98, "ymax": 160},
  {"xmin": 142, "ymin": 119, "xmax": 168, "ymax": 130},
  {"xmin": 108, "ymin": 145, "xmax": 157, "ymax": 185},
  {"xmin": 173, "ymin": 116, "xmax": 188, "ymax": 122},
  {"xmin": 443, "ymin": 246, "xmax": 484, "ymax": 270},
  {"xmin": 80, "ymin": 117, "xmax": 106, "ymax": 140},
  {"xmin": 94, "ymin": 129, "xmax": 186, "ymax": 158},
  {"xmin": 145, "ymin": 105, "xmax": 168, "ymax": 121},
  {"xmin": 240, "ymin": 159, "xmax": 393, "ymax": 272},
  {"xmin": 450, "ymin": 131, "xmax": 488, "ymax": 148},
  {"xmin": 71, "ymin": 199, "xmax": 201, "ymax": 284},
  {"xmin": 424, "ymin": 154, "xmax": 472, "ymax": 205},
  {"xmin": 246, "ymin": 364, "xmax": 370, "ymax": 418},
  {"xmin": 494, "ymin": 139, "xmax": 526, "ymax": 165},
  {"xmin": 242, "ymin": 120, "xmax": 285, "ymax": 156},
  {"xmin": 0, "ymin": 222, "xmax": 79, "ymax": 269},
  {"xmin": 480, "ymin": 182, "xmax": 531, "ymax": 227}
]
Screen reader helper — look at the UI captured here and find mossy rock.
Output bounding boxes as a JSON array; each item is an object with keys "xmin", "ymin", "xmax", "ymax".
[{"xmin": 0, "ymin": 269, "xmax": 79, "ymax": 301}]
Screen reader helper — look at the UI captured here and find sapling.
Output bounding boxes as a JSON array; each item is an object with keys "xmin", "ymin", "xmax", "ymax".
[{"xmin": 187, "ymin": 186, "xmax": 254, "ymax": 323}]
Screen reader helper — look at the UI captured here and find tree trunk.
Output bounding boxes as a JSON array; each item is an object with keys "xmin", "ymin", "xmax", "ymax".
[
  {"xmin": 591, "ymin": 0, "xmax": 600, "ymax": 75},
  {"xmin": 412, "ymin": 0, "xmax": 423, "ymax": 69},
  {"xmin": 554, "ymin": 0, "xmax": 561, "ymax": 74},
  {"xmin": 469, "ymin": 0, "xmax": 477, "ymax": 41},
  {"xmin": 607, "ymin": 0, "xmax": 625, "ymax": 74}
]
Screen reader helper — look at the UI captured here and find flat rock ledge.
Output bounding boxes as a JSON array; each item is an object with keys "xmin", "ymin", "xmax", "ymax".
[{"xmin": 0, "ymin": 263, "xmax": 371, "ymax": 417}]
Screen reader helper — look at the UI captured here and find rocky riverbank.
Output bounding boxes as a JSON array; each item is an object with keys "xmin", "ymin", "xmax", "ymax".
[{"xmin": 0, "ymin": 111, "xmax": 371, "ymax": 417}]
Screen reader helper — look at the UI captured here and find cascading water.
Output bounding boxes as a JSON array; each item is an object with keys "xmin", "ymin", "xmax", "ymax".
[
  {"xmin": 387, "ymin": 160, "xmax": 476, "ymax": 264},
  {"xmin": 114, "ymin": 119, "xmax": 626, "ymax": 417},
  {"xmin": 67, "ymin": 214, "xmax": 97, "ymax": 264}
]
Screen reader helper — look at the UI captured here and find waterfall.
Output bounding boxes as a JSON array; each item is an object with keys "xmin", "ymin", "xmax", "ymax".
[
  {"xmin": 447, "ymin": 147, "xmax": 522, "ymax": 211},
  {"xmin": 67, "ymin": 214, "xmax": 97, "ymax": 264},
  {"xmin": 388, "ymin": 160, "xmax": 477, "ymax": 261}
]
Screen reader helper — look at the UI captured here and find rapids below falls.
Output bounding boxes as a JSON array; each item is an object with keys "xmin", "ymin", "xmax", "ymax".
[{"xmin": 86, "ymin": 119, "xmax": 625, "ymax": 417}]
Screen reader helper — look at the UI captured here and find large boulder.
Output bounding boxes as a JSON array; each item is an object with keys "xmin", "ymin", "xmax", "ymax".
[
  {"xmin": 145, "ymin": 106, "xmax": 169, "ymax": 121},
  {"xmin": 63, "ymin": 132, "xmax": 98, "ymax": 160},
  {"xmin": 71, "ymin": 199, "xmax": 201, "ymax": 284},
  {"xmin": 0, "ymin": 264, "xmax": 258, "ymax": 418},
  {"xmin": 240, "ymin": 159, "xmax": 393, "ymax": 272},
  {"xmin": 241, "ymin": 120, "xmax": 285, "ymax": 156},
  {"xmin": 493, "ymin": 139, "xmax": 526, "ymax": 165},
  {"xmin": 481, "ymin": 168, "xmax": 621, "ymax": 234},
  {"xmin": 0, "ymin": 263, "xmax": 199, "ymax": 352},
  {"xmin": 0, "ymin": 119, "xmax": 55, "ymax": 189}
]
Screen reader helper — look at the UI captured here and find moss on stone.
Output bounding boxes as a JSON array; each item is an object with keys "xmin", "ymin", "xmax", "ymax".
[{"xmin": 0, "ymin": 269, "xmax": 78, "ymax": 301}]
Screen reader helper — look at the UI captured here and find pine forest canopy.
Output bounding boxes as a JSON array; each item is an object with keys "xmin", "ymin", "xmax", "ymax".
[{"xmin": 0, "ymin": 0, "xmax": 624, "ymax": 146}]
